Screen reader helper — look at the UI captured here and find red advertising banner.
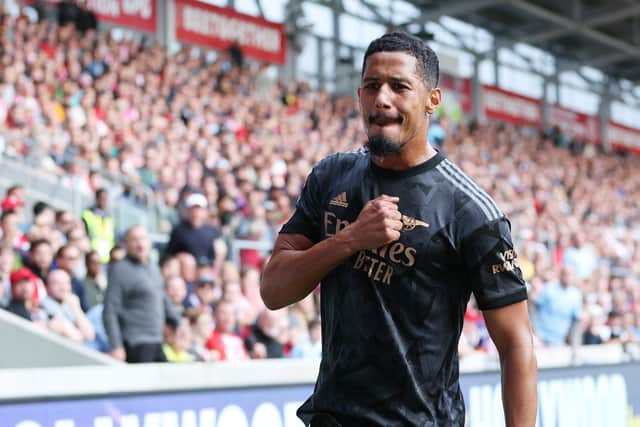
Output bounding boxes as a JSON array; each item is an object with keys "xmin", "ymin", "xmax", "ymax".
[
  {"xmin": 87, "ymin": 0, "xmax": 156, "ymax": 32},
  {"xmin": 482, "ymin": 85, "xmax": 542, "ymax": 126},
  {"xmin": 440, "ymin": 74, "xmax": 472, "ymax": 113},
  {"xmin": 548, "ymin": 104, "xmax": 600, "ymax": 145},
  {"xmin": 607, "ymin": 121, "xmax": 640, "ymax": 155},
  {"xmin": 175, "ymin": 0, "xmax": 286, "ymax": 65}
]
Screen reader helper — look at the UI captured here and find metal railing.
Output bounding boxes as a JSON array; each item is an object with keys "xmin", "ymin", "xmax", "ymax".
[{"xmin": 0, "ymin": 153, "xmax": 167, "ymax": 237}]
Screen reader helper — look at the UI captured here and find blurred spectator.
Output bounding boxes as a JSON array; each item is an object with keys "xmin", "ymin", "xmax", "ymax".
[
  {"xmin": 3, "ymin": 267, "xmax": 40, "ymax": 322},
  {"xmin": 533, "ymin": 267, "xmax": 583, "ymax": 346},
  {"xmin": 185, "ymin": 274, "xmax": 220, "ymax": 310},
  {"xmin": 240, "ymin": 267, "xmax": 264, "ymax": 314},
  {"xmin": 1, "ymin": 209, "xmax": 28, "ymax": 252},
  {"xmin": 103, "ymin": 225, "xmax": 178, "ymax": 363},
  {"xmin": 108, "ymin": 245, "xmax": 126, "ymax": 265},
  {"xmin": 165, "ymin": 193, "xmax": 226, "ymax": 272},
  {"xmin": 24, "ymin": 239, "xmax": 52, "ymax": 297},
  {"xmin": 205, "ymin": 299, "xmax": 248, "ymax": 361},
  {"xmin": 290, "ymin": 318, "xmax": 322, "ymax": 359},
  {"xmin": 55, "ymin": 209, "xmax": 76, "ymax": 236},
  {"xmin": 82, "ymin": 188, "xmax": 114, "ymax": 263},
  {"xmin": 32, "ymin": 201, "xmax": 55, "ymax": 228},
  {"xmin": 163, "ymin": 319, "xmax": 196, "ymax": 363},
  {"xmin": 186, "ymin": 308, "xmax": 219, "ymax": 361},
  {"xmin": 0, "ymin": 246, "xmax": 14, "ymax": 305},
  {"xmin": 245, "ymin": 309, "xmax": 285, "ymax": 359},
  {"xmin": 40, "ymin": 269, "xmax": 94, "ymax": 343},
  {"xmin": 160, "ymin": 255, "xmax": 181, "ymax": 281},
  {"xmin": 54, "ymin": 244, "xmax": 88, "ymax": 311},
  {"xmin": 83, "ymin": 249, "xmax": 106, "ymax": 309},
  {"xmin": 1, "ymin": 187, "xmax": 25, "ymax": 219},
  {"xmin": 165, "ymin": 275, "xmax": 187, "ymax": 316}
]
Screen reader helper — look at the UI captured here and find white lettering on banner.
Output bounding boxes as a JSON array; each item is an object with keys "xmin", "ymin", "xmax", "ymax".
[
  {"xmin": 94, "ymin": 417, "xmax": 114, "ymax": 427},
  {"xmin": 182, "ymin": 6, "xmax": 281, "ymax": 53},
  {"xmin": 609, "ymin": 124, "xmax": 640, "ymax": 149},
  {"xmin": 484, "ymin": 89, "xmax": 540, "ymax": 122},
  {"xmin": 284, "ymin": 402, "xmax": 304, "ymax": 427},
  {"xmin": 177, "ymin": 410, "xmax": 196, "ymax": 427},
  {"xmin": 252, "ymin": 403, "xmax": 283, "ymax": 427},
  {"xmin": 122, "ymin": 0, "xmax": 151, "ymax": 19},
  {"xmin": 88, "ymin": 0, "xmax": 151, "ymax": 18},
  {"xmin": 469, "ymin": 374, "xmax": 628, "ymax": 427},
  {"xmin": 200, "ymin": 409, "xmax": 217, "ymax": 426},
  {"xmin": 12, "ymin": 403, "xmax": 306, "ymax": 427},
  {"xmin": 218, "ymin": 405, "xmax": 249, "ymax": 427},
  {"xmin": 88, "ymin": 0, "xmax": 120, "ymax": 17}
]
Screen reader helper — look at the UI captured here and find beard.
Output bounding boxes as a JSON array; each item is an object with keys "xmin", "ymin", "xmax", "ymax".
[{"xmin": 365, "ymin": 135, "xmax": 403, "ymax": 156}]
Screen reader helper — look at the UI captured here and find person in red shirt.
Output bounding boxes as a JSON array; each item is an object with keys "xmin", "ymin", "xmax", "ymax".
[{"xmin": 205, "ymin": 299, "xmax": 248, "ymax": 361}]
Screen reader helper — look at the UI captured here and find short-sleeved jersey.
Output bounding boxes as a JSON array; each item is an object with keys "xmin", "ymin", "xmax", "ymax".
[{"xmin": 281, "ymin": 150, "xmax": 527, "ymax": 427}]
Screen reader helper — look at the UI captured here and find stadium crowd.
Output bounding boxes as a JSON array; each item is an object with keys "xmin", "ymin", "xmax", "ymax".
[{"xmin": 0, "ymin": 8, "xmax": 639, "ymax": 362}]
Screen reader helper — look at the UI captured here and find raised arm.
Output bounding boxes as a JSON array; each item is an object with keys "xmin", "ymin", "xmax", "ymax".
[
  {"xmin": 484, "ymin": 301, "xmax": 537, "ymax": 427},
  {"xmin": 261, "ymin": 195, "xmax": 403, "ymax": 310}
]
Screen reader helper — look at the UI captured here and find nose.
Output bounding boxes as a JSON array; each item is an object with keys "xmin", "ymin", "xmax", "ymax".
[{"xmin": 374, "ymin": 84, "xmax": 392, "ymax": 109}]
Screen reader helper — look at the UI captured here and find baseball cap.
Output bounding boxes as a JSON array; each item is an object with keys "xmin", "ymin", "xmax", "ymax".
[
  {"xmin": 10, "ymin": 267, "xmax": 36, "ymax": 290},
  {"xmin": 185, "ymin": 193, "xmax": 208, "ymax": 208},
  {"xmin": 1, "ymin": 196, "xmax": 24, "ymax": 211}
]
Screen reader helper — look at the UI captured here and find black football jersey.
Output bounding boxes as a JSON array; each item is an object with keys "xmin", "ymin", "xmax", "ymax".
[{"xmin": 281, "ymin": 149, "xmax": 527, "ymax": 427}]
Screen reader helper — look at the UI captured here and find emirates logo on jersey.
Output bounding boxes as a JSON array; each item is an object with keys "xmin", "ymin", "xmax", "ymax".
[{"xmin": 401, "ymin": 214, "xmax": 429, "ymax": 231}]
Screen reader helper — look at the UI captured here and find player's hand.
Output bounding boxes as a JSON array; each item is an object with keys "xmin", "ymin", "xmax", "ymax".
[{"xmin": 341, "ymin": 194, "xmax": 402, "ymax": 251}]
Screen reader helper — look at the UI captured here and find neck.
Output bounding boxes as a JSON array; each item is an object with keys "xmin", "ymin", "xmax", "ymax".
[{"xmin": 371, "ymin": 143, "xmax": 438, "ymax": 170}]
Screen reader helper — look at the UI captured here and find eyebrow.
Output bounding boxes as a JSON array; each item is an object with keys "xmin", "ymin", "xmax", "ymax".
[{"xmin": 363, "ymin": 76, "xmax": 413, "ymax": 85}]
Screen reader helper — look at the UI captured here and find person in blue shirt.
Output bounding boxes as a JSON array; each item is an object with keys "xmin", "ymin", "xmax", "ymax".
[{"xmin": 534, "ymin": 266, "xmax": 583, "ymax": 346}]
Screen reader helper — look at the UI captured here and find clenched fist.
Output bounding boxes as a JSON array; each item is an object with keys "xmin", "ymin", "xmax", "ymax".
[{"xmin": 339, "ymin": 194, "xmax": 403, "ymax": 252}]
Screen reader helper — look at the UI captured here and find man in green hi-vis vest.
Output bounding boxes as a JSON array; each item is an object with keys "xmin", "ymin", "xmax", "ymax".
[{"xmin": 82, "ymin": 188, "xmax": 115, "ymax": 264}]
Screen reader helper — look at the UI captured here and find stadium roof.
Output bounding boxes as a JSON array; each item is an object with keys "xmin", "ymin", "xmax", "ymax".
[{"xmin": 400, "ymin": 0, "xmax": 640, "ymax": 84}]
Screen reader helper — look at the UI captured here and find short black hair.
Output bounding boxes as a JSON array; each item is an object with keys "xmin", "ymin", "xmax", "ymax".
[
  {"xmin": 362, "ymin": 31, "xmax": 439, "ymax": 89},
  {"xmin": 30, "ymin": 239, "xmax": 51, "ymax": 252},
  {"xmin": 33, "ymin": 201, "xmax": 52, "ymax": 217},
  {"xmin": 96, "ymin": 188, "xmax": 107, "ymax": 199}
]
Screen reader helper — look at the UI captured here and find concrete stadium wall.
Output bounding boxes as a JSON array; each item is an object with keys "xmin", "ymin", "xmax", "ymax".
[{"xmin": 0, "ymin": 309, "xmax": 117, "ymax": 369}]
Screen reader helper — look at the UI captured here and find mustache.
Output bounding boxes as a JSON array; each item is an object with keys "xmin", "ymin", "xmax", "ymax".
[{"xmin": 369, "ymin": 113, "xmax": 402, "ymax": 124}]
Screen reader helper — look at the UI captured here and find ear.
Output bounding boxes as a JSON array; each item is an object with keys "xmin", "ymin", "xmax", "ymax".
[
  {"xmin": 425, "ymin": 88, "xmax": 442, "ymax": 115},
  {"xmin": 357, "ymin": 86, "xmax": 362, "ymax": 100}
]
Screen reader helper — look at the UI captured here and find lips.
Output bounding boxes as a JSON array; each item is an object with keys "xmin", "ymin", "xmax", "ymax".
[{"xmin": 370, "ymin": 114, "xmax": 402, "ymax": 126}]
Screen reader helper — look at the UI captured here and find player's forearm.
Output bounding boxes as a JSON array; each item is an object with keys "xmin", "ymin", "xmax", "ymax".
[
  {"xmin": 261, "ymin": 234, "xmax": 355, "ymax": 310},
  {"xmin": 500, "ymin": 341, "xmax": 538, "ymax": 427}
]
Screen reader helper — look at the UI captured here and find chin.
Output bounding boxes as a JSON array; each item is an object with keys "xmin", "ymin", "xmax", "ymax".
[{"xmin": 365, "ymin": 134, "xmax": 403, "ymax": 156}]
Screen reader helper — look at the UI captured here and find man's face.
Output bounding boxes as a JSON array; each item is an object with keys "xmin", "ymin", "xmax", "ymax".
[
  {"xmin": 86, "ymin": 252, "xmax": 102, "ymax": 276},
  {"xmin": 97, "ymin": 192, "xmax": 108, "ymax": 210},
  {"xmin": 57, "ymin": 246, "xmax": 80, "ymax": 274},
  {"xmin": 12, "ymin": 279, "xmax": 34, "ymax": 302},
  {"xmin": 46, "ymin": 270, "xmax": 71, "ymax": 301},
  {"xmin": 30, "ymin": 243, "xmax": 53, "ymax": 271},
  {"xmin": 357, "ymin": 51, "xmax": 439, "ymax": 156},
  {"xmin": 215, "ymin": 301, "xmax": 236, "ymax": 333},
  {"xmin": 125, "ymin": 226, "xmax": 150, "ymax": 262},
  {"xmin": 187, "ymin": 205, "xmax": 207, "ymax": 227}
]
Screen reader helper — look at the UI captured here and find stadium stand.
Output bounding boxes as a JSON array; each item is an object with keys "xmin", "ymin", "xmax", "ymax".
[{"xmin": 0, "ymin": 7, "xmax": 639, "ymax": 366}]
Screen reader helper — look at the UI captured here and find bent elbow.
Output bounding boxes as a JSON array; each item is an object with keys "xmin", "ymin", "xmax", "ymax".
[{"xmin": 260, "ymin": 278, "xmax": 282, "ymax": 310}]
